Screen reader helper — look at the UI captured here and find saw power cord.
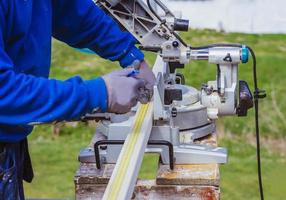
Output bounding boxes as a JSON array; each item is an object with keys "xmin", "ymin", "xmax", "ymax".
[
  {"xmin": 248, "ymin": 46, "xmax": 266, "ymax": 200},
  {"xmin": 190, "ymin": 44, "xmax": 266, "ymax": 200}
]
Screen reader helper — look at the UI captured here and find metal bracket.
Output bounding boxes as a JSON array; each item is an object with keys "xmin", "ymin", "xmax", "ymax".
[{"xmin": 94, "ymin": 139, "xmax": 174, "ymax": 170}]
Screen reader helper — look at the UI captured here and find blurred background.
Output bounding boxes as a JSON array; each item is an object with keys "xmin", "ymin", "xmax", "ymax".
[
  {"xmin": 24, "ymin": 0, "xmax": 286, "ymax": 199},
  {"xmin": 163, "ymin": 0, "xmax": 286, "ymax": 33}
]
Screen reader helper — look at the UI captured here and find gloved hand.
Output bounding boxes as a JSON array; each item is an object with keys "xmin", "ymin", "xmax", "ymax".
[
  {"xmin": 136, "ymin": 61, "xmax": 156, "ymax": 92},
  {"xmin": 102, "ymin": 68, "xmax": 145, "ymax": 114},
  {"xmin": 126, "ymin": 60, "xmax": 155, "ymax": 104}
]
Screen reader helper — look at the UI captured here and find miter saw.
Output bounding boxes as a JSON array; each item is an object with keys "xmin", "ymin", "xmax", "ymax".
[{"xmin": 79, "ymin": 0, "xmax": 257, "ymax": 168}]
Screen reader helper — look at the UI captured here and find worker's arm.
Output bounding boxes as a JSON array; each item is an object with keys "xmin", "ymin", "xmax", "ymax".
[
  {"xmin": 0, "ymin": 9, "xmax": 108, "ymax": 125},
  {"xmin": 0, "ymin": 68, "xmax": 107, "ymax": 126},
  {"xmin": 52, "ymin": 0, "xmax": 144, "ymax": 67}
]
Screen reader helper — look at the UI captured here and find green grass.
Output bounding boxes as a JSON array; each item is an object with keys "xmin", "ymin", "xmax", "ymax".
[
  {"xmin": 24, "ymin": 124, "xmax": 95, "ymax": 198},
  {"xmin": 220, "ymin": 137, "xmax": 286, "ymax": 200},
  {"xmin": 24, "ymin": 29, "xmax": 286, "ymax": 199}
]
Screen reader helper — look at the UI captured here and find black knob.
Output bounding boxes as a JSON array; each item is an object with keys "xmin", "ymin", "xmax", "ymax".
[
  {"xmin": 172, "ymin": 41, "xmax": 179, "ymax": 48},
  {"xmin": 164, "ymin": 88, "xmax": 182, "ymax": 105}
]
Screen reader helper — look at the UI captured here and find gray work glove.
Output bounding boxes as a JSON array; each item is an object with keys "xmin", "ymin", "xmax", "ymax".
[
  {"xmin": 102, "ymin": 68, "xmax": 145, "ymax": 114},
  {"xmin": 128, "ymin": 60, "xmax": 156, "ymax": 104},
  {"xmin": 136, "ymin": 61, "xmax": 156, "ymax": 92},
  {"xmin": 126, "ymin": 60, "xmax": 156, "ymax": 104}
]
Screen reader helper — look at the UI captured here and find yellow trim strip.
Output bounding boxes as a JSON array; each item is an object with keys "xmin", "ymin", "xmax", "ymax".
[{"xmin": 106, "ymin": 104, "xmax": 150, "ymax": 200}]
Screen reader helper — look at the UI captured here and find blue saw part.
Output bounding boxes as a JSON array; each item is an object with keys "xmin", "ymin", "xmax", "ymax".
[{"xmin": 241, "ymin": 45, "xmax": 249, "ymax": 63}]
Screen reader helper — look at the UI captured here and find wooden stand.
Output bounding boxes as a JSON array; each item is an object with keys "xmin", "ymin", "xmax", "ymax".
[{"xmin": 75, "ymin": 134, "xmax": 220, "ymax": 200}]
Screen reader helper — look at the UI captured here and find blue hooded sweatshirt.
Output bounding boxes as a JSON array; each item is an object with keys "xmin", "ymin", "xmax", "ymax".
[{"xmin": 0, "ymin": 0, "xmax": 144, "ymax": 142}]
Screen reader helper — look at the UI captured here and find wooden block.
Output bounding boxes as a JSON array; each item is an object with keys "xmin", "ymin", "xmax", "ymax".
[
  {"xmin": 75, "ymin": 131, "xmax": 221, "ymax": 199},
  {"xmin": 135, "ymin": 180, "xmax": 219, "ymax": 200},
  {"xmin": 156, "ymin": 132, "xmax": 220, "ymax": 186},
  {"xmin": 75, "ymin": 180, "xmax": 219, "ymax": 200},
  {"xmin": 156, "ymin": 164, "xmax": 219, "ymax": 186},
  {"xmin": 74, "ymin": 163, "xmax": 114, "ymax": 185},
  {"xmin": 75, "ymin": 184, "xmax": 106, "ymax": 200}
]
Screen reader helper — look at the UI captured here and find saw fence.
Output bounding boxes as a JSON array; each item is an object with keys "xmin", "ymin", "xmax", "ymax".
[{"xmin": 74, "ymin": 133, "xmax": 220, "ymax": 200}]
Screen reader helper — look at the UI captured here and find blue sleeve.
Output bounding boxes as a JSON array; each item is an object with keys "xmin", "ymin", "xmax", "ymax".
[
  {"xmin": 52, "ymin": 0, "xmax": 144, "ymax": 67},
  {"xmin": 0, "ymin": 8, "xmax": 107, "ymax": 125}
]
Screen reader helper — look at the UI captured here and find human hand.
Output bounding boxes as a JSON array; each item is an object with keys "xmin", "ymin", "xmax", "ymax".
[
  {"xmin": 102, "ymin": 68, "xmax": 145, "ymax": 114},
  {"xmin": 136, "ymin": 61, "xmax": 156, "ymax": 92}
]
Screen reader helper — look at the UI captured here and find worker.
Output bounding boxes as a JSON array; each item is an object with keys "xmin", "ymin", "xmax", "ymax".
[{"xmin": 0, "ymin": 0, "xmax": 155, "ymax": 199}]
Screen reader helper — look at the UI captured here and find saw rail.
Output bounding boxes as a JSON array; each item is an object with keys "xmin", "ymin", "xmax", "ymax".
[{"xmin": 102, "ymin": 103, "xmax": 153, "ymax": 200}]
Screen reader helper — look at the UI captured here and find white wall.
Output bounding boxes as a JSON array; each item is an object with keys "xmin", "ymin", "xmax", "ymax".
[{"xmin": 162, "ymin": 0, "xmax": 286, "ymax": 33}]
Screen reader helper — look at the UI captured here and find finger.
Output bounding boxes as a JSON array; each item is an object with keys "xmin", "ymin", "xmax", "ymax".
[
  {"xmin": 145, "ymin": 82, "xmax": 155, "ymax": 91},
  {"xmin": 134, "ymin": 78, "xmax": 145, "ymax": 89},
  {"xmin": 117, "ymin": 68, "xmax": 135, "ymax": 77},
  {"xmin": 139, "ymin": 60, "xmax": 149, "ymax": 69}
]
